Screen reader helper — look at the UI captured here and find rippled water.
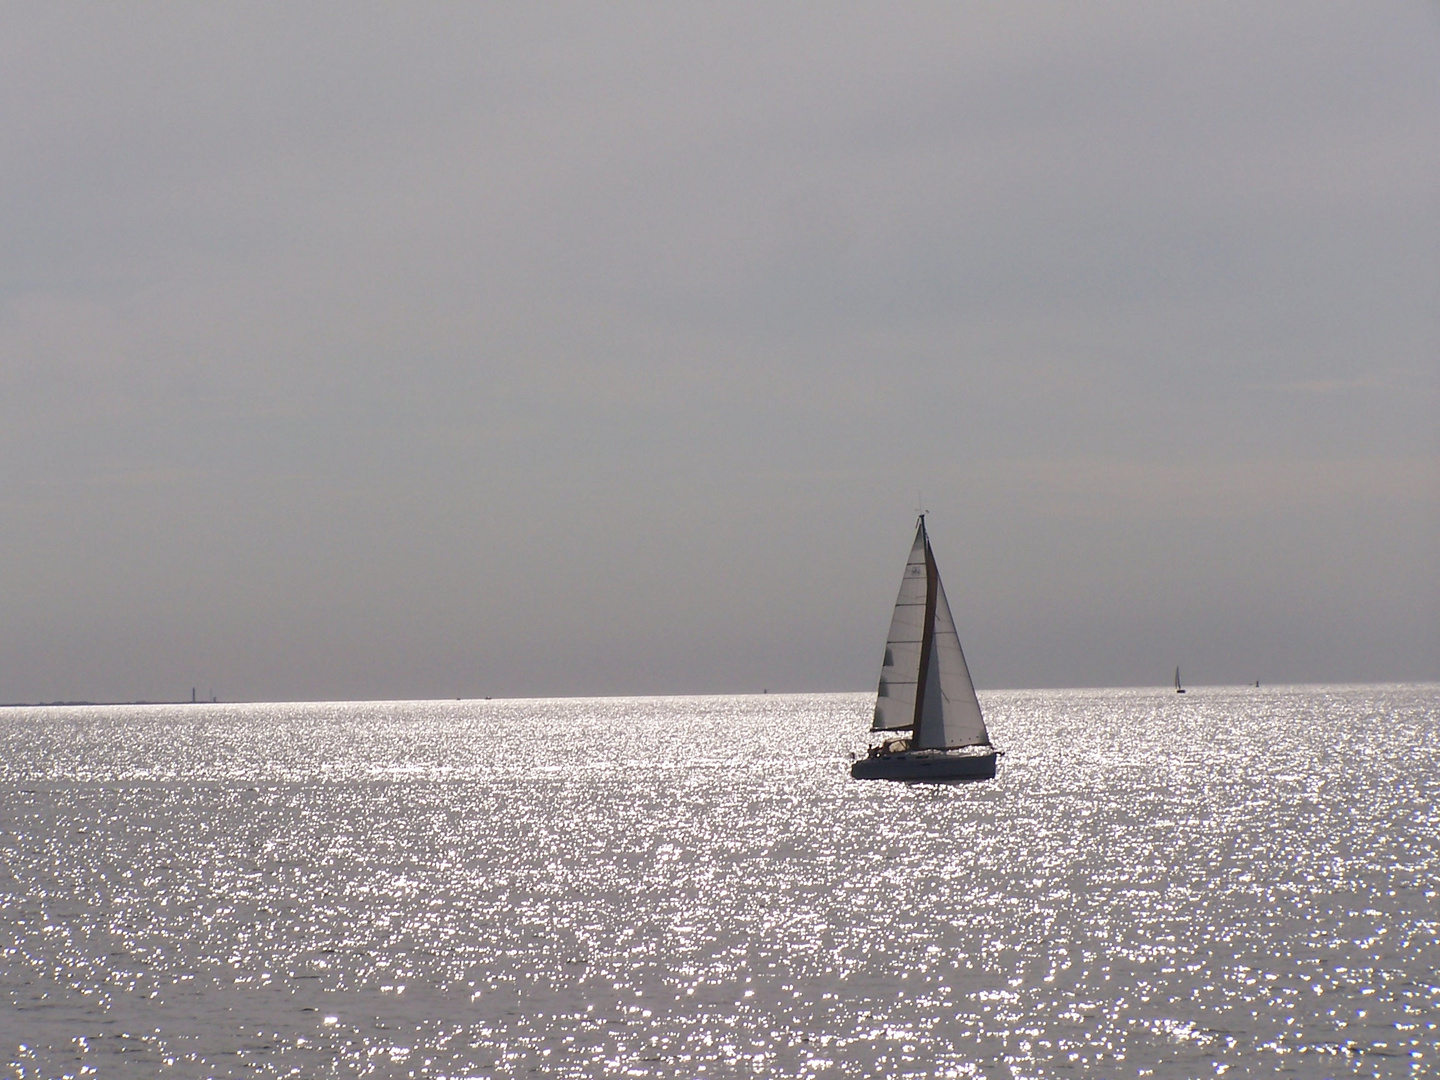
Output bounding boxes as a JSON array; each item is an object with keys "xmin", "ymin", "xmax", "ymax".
[{"xmin": 1, "ymin": 686, "xmax": 1436, "ymax": 1078}]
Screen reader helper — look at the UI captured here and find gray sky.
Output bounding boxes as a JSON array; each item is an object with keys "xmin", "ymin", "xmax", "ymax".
[{"xmin": 2, "ymin": 3, "xmax": 1436, "ymax": 701}]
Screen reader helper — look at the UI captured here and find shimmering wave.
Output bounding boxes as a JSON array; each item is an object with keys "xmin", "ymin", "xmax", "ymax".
[{"xmin": 1, "ymin": 686, "xmax": 1436, "ymax": 1076}]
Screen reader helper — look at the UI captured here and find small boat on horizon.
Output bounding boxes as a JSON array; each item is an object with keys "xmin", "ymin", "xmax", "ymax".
[
  {"xmin": 1174, "ymin": 666, "xmax": 1186, "ymax": 694},
  {"xmin": 852, "ymin": 515, "xmax": 998, "ymax": 782}
]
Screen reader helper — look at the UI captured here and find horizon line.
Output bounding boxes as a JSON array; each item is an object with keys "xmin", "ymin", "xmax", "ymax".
[{"xmin": 4, "ymin": 679, "xmax": 1436, "ymax": 709}]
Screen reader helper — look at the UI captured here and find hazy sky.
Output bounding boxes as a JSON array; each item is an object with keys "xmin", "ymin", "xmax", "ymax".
[{"xmin": 2, "ymin": 4, "xmax": 1436, "ymax": 701}]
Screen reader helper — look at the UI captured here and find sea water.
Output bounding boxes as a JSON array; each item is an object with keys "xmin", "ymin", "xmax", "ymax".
[{"xmin": 1, "ymin": 686, "xmax": 1436, "ymax": 1078}]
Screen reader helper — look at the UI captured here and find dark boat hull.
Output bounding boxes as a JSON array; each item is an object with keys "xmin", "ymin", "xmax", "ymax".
[{"xmin": 851, "ymin": 751, "xmax": 998, "ymax": 782}]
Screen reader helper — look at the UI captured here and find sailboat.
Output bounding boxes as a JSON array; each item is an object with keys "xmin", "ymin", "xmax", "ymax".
[
  {"xmin": 1174, "ymin": 667, "xmax": 1186, "ymax": 694},
  {"xmin": 852, "ymin": 515, "xmax": 999, "ymax": 781}
]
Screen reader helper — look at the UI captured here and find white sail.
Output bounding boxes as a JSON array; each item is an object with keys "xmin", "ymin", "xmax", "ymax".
[
  {"xmin": 872, "ymin": 526, "xmax": 928, "ymax": 731},
  {"xmin": 914, "ymin": 573, "xmax": 989, "ymax": 749},
  {"xmin": 872, "ymin": 517, "xmax": 990, "ymax": 749}
]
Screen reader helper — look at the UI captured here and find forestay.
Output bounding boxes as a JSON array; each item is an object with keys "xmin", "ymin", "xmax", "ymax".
[{"xmin": 872, "ymin": 517, "xmax": 990, "ymax": 750}]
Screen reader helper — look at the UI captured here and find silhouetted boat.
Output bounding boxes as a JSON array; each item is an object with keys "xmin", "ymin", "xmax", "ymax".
[
  {"xmin": 1175, "ymin": 666, "xmax": 1186, "ymax": 694},
  {"xmin": 852, "ymin": 515, "xmax": 999, "ymax": 782}
]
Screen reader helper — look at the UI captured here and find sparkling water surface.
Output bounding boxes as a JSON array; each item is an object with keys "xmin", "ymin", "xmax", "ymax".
[{"xmin": 1, "ymin": 686, "xmax": 1437, "ymax": 1078}]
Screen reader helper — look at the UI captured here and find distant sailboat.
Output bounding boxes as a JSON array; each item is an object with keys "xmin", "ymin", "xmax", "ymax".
[
  {"xmin": 852, "ymin": 515, "xmax": 998, "ymax": 782},
  {"xmin": 1174, "ymin": 666, "xmax": 1186, "ymax": 694}
]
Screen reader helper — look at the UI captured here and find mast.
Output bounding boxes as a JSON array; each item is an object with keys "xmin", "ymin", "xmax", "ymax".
[{"xmin": 912, "ymin": 517, "xmax": 938, "ymax": 731}]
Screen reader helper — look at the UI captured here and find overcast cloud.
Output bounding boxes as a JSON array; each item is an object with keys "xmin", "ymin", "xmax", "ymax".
[{"xmin": 1, "ymin": 3, "xmax": 1436, "ymax": 701}]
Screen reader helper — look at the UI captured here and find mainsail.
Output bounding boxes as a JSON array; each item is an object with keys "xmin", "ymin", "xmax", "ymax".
[{"xmin": 872, "ymin": 516, "xmax": 990, "ymax": 750}]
